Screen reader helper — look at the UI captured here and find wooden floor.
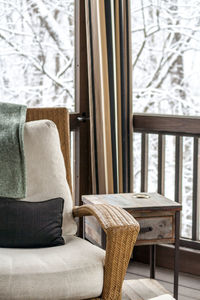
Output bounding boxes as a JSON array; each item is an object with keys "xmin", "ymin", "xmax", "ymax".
[{"xmin": 125, "ymin": 261, "xmax": 200, "ymax": 300}]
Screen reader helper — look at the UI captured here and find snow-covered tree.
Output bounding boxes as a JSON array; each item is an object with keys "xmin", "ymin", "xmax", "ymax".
[
  {"xmin": 0, "ymin": 0, "xmax": 74, "ymax": 109},
  {"xmin": 131, "ymin": 0, "xmax": 200, "ymax": 238}
]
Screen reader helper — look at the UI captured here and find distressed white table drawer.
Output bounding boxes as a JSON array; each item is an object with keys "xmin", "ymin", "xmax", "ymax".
[{"xmin": 136, "ymin": 216, "xmax": 173, "ymax": 241}]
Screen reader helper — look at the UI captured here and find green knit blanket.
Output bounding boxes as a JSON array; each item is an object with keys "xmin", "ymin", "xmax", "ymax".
[{"xmin": 0, "ymin": 102, "xmax": 27, "ymax": 198}]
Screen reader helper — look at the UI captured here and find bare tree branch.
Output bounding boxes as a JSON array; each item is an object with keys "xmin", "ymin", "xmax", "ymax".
[
  {"xmin": 27, "ymin": 0, "xmax": 70, "ymax": 59},
  {"xmin": 0, "ymin": 31, "xmax": 68, "ymax": 90}
]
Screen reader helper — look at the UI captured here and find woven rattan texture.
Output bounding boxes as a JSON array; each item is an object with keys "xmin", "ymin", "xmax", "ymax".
[{"xmin": 73, "ymin": 204, "xmax": 140, "ymax": 300}]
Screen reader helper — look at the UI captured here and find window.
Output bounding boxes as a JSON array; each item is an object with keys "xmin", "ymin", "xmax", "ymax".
[
  {"xmin": 131, "ymin": 0, "xmax": 200, "ymax": 239},
  {"xmin": 132, "ymin": 0, "xmax": 200, "ymax": 116},
  {"xmin": 0, "ymin": 0, "xmax": 74, "ymax": 110}
]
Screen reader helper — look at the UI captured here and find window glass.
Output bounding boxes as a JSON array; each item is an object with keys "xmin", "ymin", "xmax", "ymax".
[
  {"xmin": 131, "ymin": 0, "xmax": 200, "ymax": 116},
  {"xmin": 0, "ymin": 0, "xmax": 74, "ymax": 111},
  {"xmin": 131, "ymin": 1, "xmax": 199, "ymax": 239}
]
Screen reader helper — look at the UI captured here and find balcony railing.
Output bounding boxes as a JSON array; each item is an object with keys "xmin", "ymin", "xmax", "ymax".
[
  {"xmin": 69, "ymin": 112, "xmax": 200, "ymax": 250},
  {"xmin": 133, "ymin": 113, "xmax": 200, "ymax": 250}
]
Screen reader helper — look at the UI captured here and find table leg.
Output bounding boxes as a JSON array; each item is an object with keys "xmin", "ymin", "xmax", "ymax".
[
  {"xmin": 174, "ymin": 211, "xmax": 180, "ymax": 299},
  {"xmin": 150, "ymin": 245, "xmax": 156, "ymax": 279}
]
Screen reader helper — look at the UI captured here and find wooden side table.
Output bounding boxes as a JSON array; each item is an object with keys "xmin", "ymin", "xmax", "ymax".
[{"xmin": 82, "ymin": 192, "xmax": 182, "ymax": 300}]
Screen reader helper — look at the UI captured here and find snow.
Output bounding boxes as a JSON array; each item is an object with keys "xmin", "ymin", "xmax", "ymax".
[
  {"xmin": 131, "ymin": 0, "xmax": 200, "ymax": 239},
  {"xmin": 0, "ymin": 0, "xmax": 74, "ymax": 110}
]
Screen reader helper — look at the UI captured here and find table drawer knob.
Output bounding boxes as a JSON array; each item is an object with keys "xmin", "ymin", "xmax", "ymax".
[
  {"xmin": 140, "ymin": 226, "xmax": 153, "ymax": 234},
  {"xmin": 137, "ymin": 216, "xmax": 173, "ymax": 241}
]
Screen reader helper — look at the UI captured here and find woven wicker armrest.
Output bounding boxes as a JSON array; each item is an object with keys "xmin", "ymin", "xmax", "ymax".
[{"xmin": 73, "ymin": 204, "xmax": 140, "ymax": 300}]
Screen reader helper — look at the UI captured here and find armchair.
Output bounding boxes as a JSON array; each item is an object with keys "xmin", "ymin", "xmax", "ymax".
[{"xmin": 0, "ymin": 107, "xmax": 139, "ymax": 300}]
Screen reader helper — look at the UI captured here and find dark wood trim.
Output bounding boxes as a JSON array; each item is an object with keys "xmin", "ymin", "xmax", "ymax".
[
  {"xmin": 180, "ymin": 238, "xmax": 200, "ymax": 250},
  {"xmin": 74, "ymin": 1, "xmax": 91, "ymax": 236},
  {"xmin": 157, "ymin": 134, "xmax": 165, "ymax": 195},
  {"xmin": 141, "ymin": 133, "xmax": 148, "ymax": 192},
  {"xmin": 133, "ymin": 113, "xmax": 200, "ymax": 136},
  {"xmin": 192, "ymin": 138, "xmax": 199, "ymax": 241},
  {"xmin": 175, "ymin": 136, "xmax": 183, "ymax": 203},
  {"xmin": 69, "ymin": 113, "xmax": 82, "ymax": 131},
  {"xmin": 133, "ymin": 244, "xmax": 200, "ymax": 276}
]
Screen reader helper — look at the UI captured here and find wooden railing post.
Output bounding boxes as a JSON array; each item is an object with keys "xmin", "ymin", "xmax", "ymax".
[
  {"xmin": 192, "ymin": 137, "xmax": 199, "ymax": 241},
  {"xmin": 141, "ymin": 133, "xmax": 148, "ymax": 192},
  {"xmin": 175, "ymin": 136, "xmax": 183, "ymax": 204},
  {"xmin": 158, "ymin": 134, "xmax": 165, "ymax": 195}
]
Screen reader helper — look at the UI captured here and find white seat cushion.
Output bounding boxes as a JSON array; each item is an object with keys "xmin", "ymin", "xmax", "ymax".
[
  {"xmin": 23, "ymin": 120, "xmax": 77, "ymax": 237},
  {"xmin": 0, "ymin": 236, "xmax": 105, "ymax": 300}
]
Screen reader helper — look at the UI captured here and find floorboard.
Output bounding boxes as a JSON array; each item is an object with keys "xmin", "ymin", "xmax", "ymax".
[{"xmin": 126, "ymin": 261, "xmax": 200, "ymax": 300}]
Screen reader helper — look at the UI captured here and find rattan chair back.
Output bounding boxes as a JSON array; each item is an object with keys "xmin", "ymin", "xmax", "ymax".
[{"xmin": 26, "ymin": 107, "xmax": 72, "ymax": 192}]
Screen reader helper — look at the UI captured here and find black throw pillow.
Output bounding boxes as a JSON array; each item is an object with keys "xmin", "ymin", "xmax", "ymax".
[{"xmin": 0, "ymin": 197, "xmax": 65, "ymax": 248}]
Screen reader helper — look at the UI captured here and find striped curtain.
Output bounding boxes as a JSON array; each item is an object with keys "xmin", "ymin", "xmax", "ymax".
[{"xmin": 85, "ymin": 0, "xmax": 132, "ymax": 194}]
